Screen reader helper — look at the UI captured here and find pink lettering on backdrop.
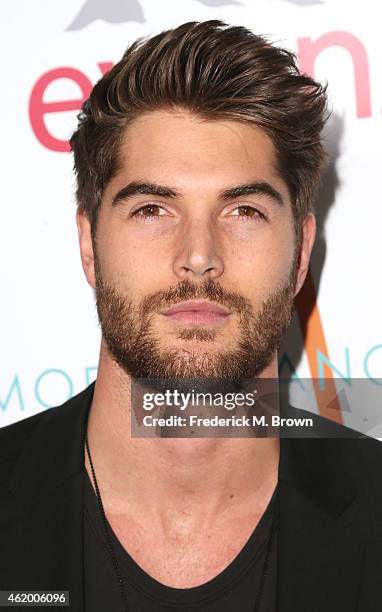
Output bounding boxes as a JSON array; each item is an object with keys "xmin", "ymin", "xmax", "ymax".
[
  {"xmin": 29, "ymin": 63, "xmax": 114, "ymax": 152},
  {"xmin": 298, "ymin": 31, "xmax": 371, "ymax": 118}
]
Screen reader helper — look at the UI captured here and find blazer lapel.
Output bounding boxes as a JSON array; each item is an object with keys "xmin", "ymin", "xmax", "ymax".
[{"xmin": 277, "ymin": 437, "xmax": 367, "ymax": 612}]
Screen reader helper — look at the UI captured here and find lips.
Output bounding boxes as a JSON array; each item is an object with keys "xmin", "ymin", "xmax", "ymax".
[
  {"xmin": 161, "ymin": 300, "xmax": 230, "ymax": 316},
  {"xmin": 160, "ymin": 300, "xmax": 231, "ymax": 326}
]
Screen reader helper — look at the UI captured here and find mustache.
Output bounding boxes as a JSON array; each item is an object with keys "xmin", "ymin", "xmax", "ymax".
[{"xmin": 140, "ymin": 279, "xmax": 252, "ymax": 319}]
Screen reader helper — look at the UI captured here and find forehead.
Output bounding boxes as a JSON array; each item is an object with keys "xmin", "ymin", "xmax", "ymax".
[{"xmin": 115, "ymin": 109, "xmax": 284, "ymax": 191}]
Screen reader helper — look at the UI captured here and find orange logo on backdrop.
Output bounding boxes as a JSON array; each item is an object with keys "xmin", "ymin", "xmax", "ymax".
[{"xmin": 296, "ymin": 270, "xmax": 343, "ymax": 423}]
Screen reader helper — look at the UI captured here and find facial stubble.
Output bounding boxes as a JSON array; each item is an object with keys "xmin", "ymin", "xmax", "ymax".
[{"xmin": 93, "ymin": 247, "xmax": 298, "ymax": 382}]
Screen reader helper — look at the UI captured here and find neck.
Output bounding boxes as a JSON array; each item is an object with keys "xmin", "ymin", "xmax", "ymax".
[{"xmin": 85, "ymin": 339, "xmax": 280, "ymax": 531}]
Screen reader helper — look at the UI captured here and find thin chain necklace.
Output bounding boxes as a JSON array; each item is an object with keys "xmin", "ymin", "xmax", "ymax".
[{"xmin": 85, "ymin": 433, "xmax": 278, "ymax": 612}]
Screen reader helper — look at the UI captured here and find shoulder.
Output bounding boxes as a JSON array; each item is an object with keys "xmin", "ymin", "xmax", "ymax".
[
  {"xmin": 0, "ymin": 382, "xmax": 95, "ymax": 484},
  {"xmin": 0, "ymin": 411, "xmax": 47, "ymax": 481},
  {"xmin": 286, "ymin": 402, "xmax": 382, "ymax": 466},
  {"xmin": 284, "ymin": 404, "xmax": 382, "ymax": 524}
]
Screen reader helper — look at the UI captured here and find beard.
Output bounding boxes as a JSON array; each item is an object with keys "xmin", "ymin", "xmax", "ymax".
[{"xmin": 93, "ymin": 251, "xmax": 298, "ymax": 384}]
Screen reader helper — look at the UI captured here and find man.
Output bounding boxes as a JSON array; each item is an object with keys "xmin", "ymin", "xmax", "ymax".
[{"xmin": 1, "ymin": 20, "xmax": 382, "ymax": 612}]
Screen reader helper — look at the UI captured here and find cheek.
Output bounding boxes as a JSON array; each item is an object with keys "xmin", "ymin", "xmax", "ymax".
[
  {"xmin": 227, "ymin": 226, "xmax": 295, "ymax": 287},
  {"xmin": 95, "ymin": 230, "xmax": 170, "ymax": 302}
]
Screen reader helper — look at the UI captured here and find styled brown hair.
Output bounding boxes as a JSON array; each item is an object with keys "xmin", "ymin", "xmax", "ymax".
[{"xmin": 70, "ymin": 19, "xmax": 329, "ymax": 240}]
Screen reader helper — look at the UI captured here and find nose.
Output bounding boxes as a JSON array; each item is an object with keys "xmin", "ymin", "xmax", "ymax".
[{"xmin": 172, "ymin": 219, "xmax": 224, "ymax": 281}]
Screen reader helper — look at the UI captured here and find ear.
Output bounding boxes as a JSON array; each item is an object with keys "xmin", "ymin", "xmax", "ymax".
[
  {"xmin": 76, "ymin": 209, "xmax": 96, "ymax": 289},
  {"xmin": 294, "ymin": 213, "xmax": 316, "ymax": 297}
]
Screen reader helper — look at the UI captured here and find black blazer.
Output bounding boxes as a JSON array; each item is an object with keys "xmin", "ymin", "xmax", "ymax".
[{"xmin": 1, "ymin": 382, "xmax": 382, "ymax": 611}]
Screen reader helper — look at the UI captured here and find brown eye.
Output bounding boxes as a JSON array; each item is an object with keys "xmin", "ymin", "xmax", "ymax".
[
  {"xmin": 133, "ymin": 204, "xmax": 164, "ymax": 217},
  {"xmin": 237, "ymin": 206, "xmax": 258, "ymax": 217},
  {"xmin": 229, "ymin": 206, "xmax": 266, "ymax": 221}
]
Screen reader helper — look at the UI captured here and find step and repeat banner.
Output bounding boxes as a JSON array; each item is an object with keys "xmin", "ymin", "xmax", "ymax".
[{"xmin": 1, "ymin": 0, "xmax": 381, "ymax": 429}]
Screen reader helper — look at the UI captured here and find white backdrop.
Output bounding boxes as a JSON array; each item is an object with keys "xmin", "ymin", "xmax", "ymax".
[{"xmin": 1, "ymin": 0, "xmax": 381, "ymax": 428}]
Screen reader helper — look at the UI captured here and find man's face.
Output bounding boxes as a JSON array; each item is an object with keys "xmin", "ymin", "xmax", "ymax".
[{"xmin": 77, "ymin": 109, "xmax": 315, "ymax": 381}]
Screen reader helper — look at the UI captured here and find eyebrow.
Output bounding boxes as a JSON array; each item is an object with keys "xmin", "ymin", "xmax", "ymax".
[
  {"xmin": 111, "ymin": 180, "xmax": 284, "ymax": 207},
  {"xmin": 219, "ymin": 181, "xmax": 284, "ymax": 206},
  {"xmin": 112, "ymin": 181, "xmax": 180, "ymax": 205}
]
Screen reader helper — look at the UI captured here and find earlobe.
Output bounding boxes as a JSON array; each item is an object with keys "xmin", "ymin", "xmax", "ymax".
[
  {"xmin": 294, "ymin": 213, "xmax": 316, "ymax": 297},
  {"xmin": 76, "ymin": 209, "xmax": 96, "ymax": 289}
]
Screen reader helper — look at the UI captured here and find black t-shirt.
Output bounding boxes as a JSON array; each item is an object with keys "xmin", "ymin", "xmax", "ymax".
[{"xmin": 83, "ymin": 471, "xmax": 278, "ymax": 611}]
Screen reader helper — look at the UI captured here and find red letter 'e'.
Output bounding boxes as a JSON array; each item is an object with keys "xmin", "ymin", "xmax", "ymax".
[{"xmin": 29, "ymin": 67, "xmax": 93, "ymax": 152}]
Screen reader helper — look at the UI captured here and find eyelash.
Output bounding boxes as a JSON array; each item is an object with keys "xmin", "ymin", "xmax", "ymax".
[{"xmin": 130, "ymin": 204, "xmax": 267, "ymax": 222}]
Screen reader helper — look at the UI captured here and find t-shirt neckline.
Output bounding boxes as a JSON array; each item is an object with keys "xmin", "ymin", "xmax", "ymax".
[{"xmin": 83, "ymin": 468, "xmax": 278, "ymax": 606}]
